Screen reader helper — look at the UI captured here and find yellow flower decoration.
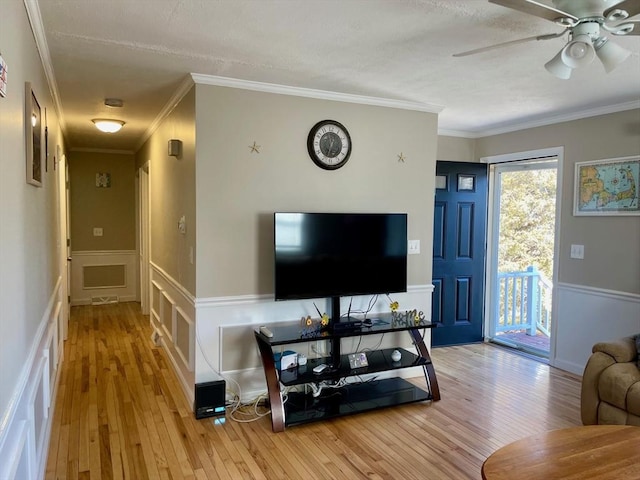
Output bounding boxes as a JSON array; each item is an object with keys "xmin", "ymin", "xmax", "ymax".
[
  {"xmin": 414, "ymin": 313, "xmax": 421, "ymax": 325},
  {"xmin": 390, "ymin": 301, "xmax": 399, "ymax": 312},
  {"xmin": 321, "ymin": 314, "xmax": 329, "ymax": 326},
  {"xmin": 306, "ymin": 316, "xmax": 313, "ymax": 326}
]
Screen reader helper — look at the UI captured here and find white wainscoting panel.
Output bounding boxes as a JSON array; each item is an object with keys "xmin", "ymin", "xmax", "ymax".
[
  {"xmin": 26, "ymin": 357, "xmax": 47, "ymax": 477},
  {"xmin": 70, "ymin": 250, "xmax": 138, "ymax": 305},
  {"xmin": 553, "ymin": 283, "xmax": 640, "ymax": 375},
  {"xmin": 160, "ymin": 291, "xmax": 176, "ymax": 342},
  {"xmin": 175, "ymin": 307, "xmax": 195, "ymax": 372},
  {"xmin": 150, "ymin": 262, "xmax": 196, "ymax": 407},
  {"xmin": 151, "ymin": 280, "xmax": 163, "ymax": 333},
  {"xmin": 0, "ymin": 279, "xmax": 64, "ymax": 480}
]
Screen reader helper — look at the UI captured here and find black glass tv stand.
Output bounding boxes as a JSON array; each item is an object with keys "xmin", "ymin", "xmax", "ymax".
[{"xmin": 254, "ymin": 313, "xmax": 441, "ymax": 432}]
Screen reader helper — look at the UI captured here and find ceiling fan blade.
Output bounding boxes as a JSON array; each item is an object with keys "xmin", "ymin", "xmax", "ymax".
[
  {"xmin": 489, "ymin": 0, "xmax": 578, "ymax": 23},
  {"xmin": 604, "ymin": 0, "xmax": 640, "ymax": 19},
  {"xmin": 453, "ymin": 32, "xmax": 565, "ymax": 57}
]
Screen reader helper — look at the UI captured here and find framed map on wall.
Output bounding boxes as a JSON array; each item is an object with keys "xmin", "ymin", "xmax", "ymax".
[{"xmin": 574, "ymin": 156, "xmax": 639, "ymax": 216}]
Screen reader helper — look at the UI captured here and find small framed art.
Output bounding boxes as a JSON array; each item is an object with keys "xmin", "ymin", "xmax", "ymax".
[{"xmin": 25, "ymin": 82, "xmax": 43, "ymax": 187}]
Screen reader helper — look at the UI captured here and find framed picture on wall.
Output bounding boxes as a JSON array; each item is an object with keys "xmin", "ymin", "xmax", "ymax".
[
  {"xmin": 574, "ymin": 156, "xmax": 640, "ymax": 216},
  {"xmin": 25, "ymin": 82, "xmax": 43, "ymax": 187}
]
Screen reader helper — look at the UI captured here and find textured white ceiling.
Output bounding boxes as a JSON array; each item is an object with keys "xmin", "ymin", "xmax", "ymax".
[{"xmin": 37, "ymin": 0, "xmax": 640, "ymax": 151}]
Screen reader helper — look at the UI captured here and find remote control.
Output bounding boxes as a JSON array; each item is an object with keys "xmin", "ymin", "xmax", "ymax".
[
  {"xmin": 313, "ymin": 364, "xmax": 328, "ymax": 374},
  {"xmin": 259, "ymin": 326, "xmax": 273, "ymax": 338}
]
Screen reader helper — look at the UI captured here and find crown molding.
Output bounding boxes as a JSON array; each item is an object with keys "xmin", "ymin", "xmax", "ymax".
[
  {"xmin": 135, "ymin": 74, "xmax": 195, "ymax": 151},
  {"xmin": 437, "ymin": 128, "xmax": 474, "ymax": 138},
  {"xmin": 191, "ymin": 73, "xmax": 444, "ymax": 114},
  {"xmin": 23, "ymin": 0, "xmax": 66, "ymax": 134},
  {"xmin": 439, "ymin": 99, "xmax": 640, "ymax": 139}
]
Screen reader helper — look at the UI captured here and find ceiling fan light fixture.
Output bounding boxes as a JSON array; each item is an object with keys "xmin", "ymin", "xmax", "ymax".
[
  {"xmin": 92, "ymin": 119, "xmax": 125, "ymax": 133},
  {"xmin": 545, "ymin": 51, "xmax": 572, "ymax": 79},
  {"xmin": 560, "ymin": 34, "xmax": 596, "ymax": 68},
  {"xmin": 594, "ymin": 37, "xmax": 631, "ymax": 73}
]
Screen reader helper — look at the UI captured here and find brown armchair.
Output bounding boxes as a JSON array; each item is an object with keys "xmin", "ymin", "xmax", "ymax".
[{"xmin": 581, "ymin": 335, "xmax": 640, "ymax": 426}]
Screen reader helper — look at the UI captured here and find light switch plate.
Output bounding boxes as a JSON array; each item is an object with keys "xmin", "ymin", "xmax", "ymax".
[
  {"xmin": 93, "ymin": 227, "xmax": 103, "ymax": 237},
  {"xmin": 570, "ymin": 244, "xmax": 584, "ymax": 259},
  {"xmin": 408, "ymin": 240, "xmax": 420, "ymax": 255}
]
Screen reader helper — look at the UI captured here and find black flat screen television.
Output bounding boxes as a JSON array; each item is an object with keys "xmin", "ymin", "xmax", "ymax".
[{"xmin": 274, "ymin": 212, "xmax": 407, "ymax": 301}]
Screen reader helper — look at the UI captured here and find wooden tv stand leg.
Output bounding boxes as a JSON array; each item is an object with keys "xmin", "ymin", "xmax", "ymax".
[
  {"xmin": 408, "ymin": 328, "xmax": 441, "ymax": 401},
  {"xmin": 254, "ymin": 332, "xmax": 285, "ymax": 432}
]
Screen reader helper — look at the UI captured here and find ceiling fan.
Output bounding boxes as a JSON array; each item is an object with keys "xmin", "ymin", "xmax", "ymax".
[{"xmin": 454, "ymin": 0, "xmax": 640, "ymax": 79}]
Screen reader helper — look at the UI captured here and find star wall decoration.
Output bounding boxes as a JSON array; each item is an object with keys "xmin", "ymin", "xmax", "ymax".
[
  {"xmin": 397, "ymin": 152, "xmax": 406, "ymax": 163},
  {"xmin": 249, "ymin": 141, "xmax": 261, "ymax": 154}
]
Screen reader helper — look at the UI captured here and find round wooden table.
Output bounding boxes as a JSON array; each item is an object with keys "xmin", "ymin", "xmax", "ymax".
[{"xmin": 481, "ymin": 425, "xmax": 640, "ymax": 479}]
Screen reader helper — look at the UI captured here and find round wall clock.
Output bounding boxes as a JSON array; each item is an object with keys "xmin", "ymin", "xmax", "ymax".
[{"xmin": 307, "ymin": 120, "xmax": 352, "ymax": 170}]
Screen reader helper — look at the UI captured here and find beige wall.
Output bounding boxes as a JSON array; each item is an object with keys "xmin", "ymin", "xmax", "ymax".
[
  {"xmin": 69, "ymin": 151, "xmax": 136, "ymax": 251},
  {"xmin": 137, "ymin": 86, "xmax": 196, "ymax": 295},
  {"xmin": 437, "ymin": 135, "xmax": 476, "ymax": 162},
  {"xmin": 0, "ymin": 0, "xmax": 64, "ymax": 448},
  {"xmin": 194, "ymin": 84, "xmax": 438, "ymax": 298},
  {"xmin": 476, "ymin": 109, "xmax": 640, "ymax": 294}
]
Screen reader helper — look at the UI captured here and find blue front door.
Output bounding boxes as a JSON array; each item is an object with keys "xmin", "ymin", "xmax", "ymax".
[{"xmin": 431, "ymin": 161, "xmax": 488, "ymax": 346}]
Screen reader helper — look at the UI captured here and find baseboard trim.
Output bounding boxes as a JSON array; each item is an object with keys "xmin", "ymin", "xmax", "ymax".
[{"xmin": 552, "ymin": 358, "xmax": 585, "ymax": 376}]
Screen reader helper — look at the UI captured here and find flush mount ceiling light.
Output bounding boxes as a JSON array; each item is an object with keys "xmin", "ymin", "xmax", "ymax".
[
  {"xmin": 454, "ymin": 1, "xmax": 639, "ymax": 79},
  {"xmin": 92, "ymin": 119, "xmax": 125, "ymax": 133}
]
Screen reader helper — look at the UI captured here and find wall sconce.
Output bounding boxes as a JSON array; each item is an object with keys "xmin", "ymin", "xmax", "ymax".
[
  {"xmin": 92, "ymin": 119, "xmax": 125, "ymax": 133},
  {"xmin": 168, "ymin": 139, "xmax": 182, "ymax": 158}
]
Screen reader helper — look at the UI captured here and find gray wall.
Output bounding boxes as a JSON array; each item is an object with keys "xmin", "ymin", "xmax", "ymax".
[
  {"xmin": 0, "ymin": 0, "xmax": 64, "ymax": 455},
  {"xmin": 137, "ymin": 87, "xmax": 197, "ymax": 295},
  {"xmin": 69, "ymin": 151, "xmax": 136, "ymax": 251},
  {"xmin": 476, "ymin": 109, "xmax": 640, "ymax": 294},
  {"xmin": 194, "ymin": 84, "xmax": 438, "ymax": 298},
  {"xmin": 437, "ymin": 135, "xmax": 476, "ymax": 162}
]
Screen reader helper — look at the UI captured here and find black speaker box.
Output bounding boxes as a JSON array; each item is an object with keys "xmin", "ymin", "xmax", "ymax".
[{"xmin": 194, "ymin": 380, "xmax": 226, "ymax": 419}]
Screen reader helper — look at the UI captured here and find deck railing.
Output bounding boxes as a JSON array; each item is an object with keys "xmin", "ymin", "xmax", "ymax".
[{"xmin": 496, "ymin": 266, "xmax": 552, "ymax": 337}]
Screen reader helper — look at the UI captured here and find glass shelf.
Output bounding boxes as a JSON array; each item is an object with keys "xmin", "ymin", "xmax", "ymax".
[
  {"xmin": 284, "ymin": 377, "xmax": 430, "ymax": 427},
  {"xmin": 278, "ymin": 348, "xmax": 429, "ymax": 386}
]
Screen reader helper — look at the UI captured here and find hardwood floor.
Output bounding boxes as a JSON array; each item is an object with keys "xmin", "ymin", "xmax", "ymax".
[{"xmin": 45, "ymin": 303, "xmax": 582, "ymax": 479}]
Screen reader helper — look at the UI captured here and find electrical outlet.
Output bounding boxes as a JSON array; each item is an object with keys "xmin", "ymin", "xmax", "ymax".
[
  {"xmin": 93, "ymin": 227, "xmax": 103, "ymax": 237},
  {"xmin": 408, "ymin": 240, "xmax": 420, "ymax": 255}
]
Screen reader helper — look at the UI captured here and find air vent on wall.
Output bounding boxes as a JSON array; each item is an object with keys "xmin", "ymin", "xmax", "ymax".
[{"xmin": 91, "ymin": 295, "xmax": 119, "ymax": 305}]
